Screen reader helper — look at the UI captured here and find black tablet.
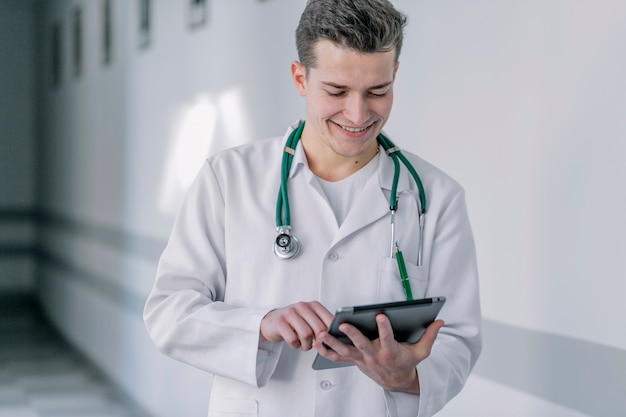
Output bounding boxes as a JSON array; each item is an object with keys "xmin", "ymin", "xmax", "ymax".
[{"xmin": 312, "ymin": 297, "xmax": 446, "ymax": 370}]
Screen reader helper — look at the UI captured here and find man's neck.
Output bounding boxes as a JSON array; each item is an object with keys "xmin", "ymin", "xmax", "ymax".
[{"xmin": 301, "ymin": 137, "xmax": 379, "ymax": 182}]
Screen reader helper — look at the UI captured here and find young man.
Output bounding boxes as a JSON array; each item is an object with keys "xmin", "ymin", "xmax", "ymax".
[{"xmin": 144, "ymin": 1, "xmax": 481, "ymax": 416}]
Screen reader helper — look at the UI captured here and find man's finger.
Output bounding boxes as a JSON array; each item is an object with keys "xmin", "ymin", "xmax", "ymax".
[
  {"xmin": 414, "ymin": 319, "xmax": 444, "ymax": 358},
  {"xmin": 375, "ymin": 313, "xmax": 395, "ymax": 346}
]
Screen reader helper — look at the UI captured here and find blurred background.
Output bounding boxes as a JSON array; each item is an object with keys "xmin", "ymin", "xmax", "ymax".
[{"xmin": 1, "ymin": 0, "xmax": 625, "ymax": 416}]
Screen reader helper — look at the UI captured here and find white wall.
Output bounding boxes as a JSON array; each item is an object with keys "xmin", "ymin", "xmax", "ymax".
[
  {"xmin": 34, "ymin": 1, "xmax": 625, "ymax": 416},
  {"xmin": 392, "ymin": 0, "xmax": 626, "ymax": 349},
  {"xmin": 389, "ymin": 1, "xmax": 626, "ymax": 416}
]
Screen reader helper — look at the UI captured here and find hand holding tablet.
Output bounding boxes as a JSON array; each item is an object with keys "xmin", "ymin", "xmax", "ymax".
[{"xmin": 312, "ymin": 297, "xmax": 446, "ymax": 370}]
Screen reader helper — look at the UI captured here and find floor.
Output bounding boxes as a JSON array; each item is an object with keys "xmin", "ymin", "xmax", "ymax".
[{"xmin": 0, "ymin": 294, "xmax": 151, "ymax": 417}]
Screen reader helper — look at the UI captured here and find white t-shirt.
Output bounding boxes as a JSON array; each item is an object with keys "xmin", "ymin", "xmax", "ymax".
[{"xmin": 315, "ymin": 152, "xmax": 380, "ymax": 225}]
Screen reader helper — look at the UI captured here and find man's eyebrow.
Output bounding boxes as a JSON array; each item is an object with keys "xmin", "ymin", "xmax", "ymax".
[
  {"xmin": 321, "ymin": 81, "xmax": 393, "ymax": 90},
  {"xmin": 321, "ymin": 81, "xmax": 347, "ymax": 89}
]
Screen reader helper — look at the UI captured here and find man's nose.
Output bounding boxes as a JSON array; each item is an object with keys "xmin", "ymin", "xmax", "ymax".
[{"xmin": 344, "ymin": 94, "xmax": 369, "ymax": 125}]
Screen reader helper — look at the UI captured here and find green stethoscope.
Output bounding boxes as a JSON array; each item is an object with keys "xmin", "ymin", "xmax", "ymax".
[{"xmin": 274, "ymin": 122, "xmax": 427, "ymax": 300}]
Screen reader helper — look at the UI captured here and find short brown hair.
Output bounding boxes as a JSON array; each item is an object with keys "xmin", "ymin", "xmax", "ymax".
[{"xmin": 295, "ymin": 0, "xmax": 408, "ymax": 70}]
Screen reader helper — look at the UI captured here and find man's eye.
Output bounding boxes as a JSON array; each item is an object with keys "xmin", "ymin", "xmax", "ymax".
[
  {"xmin": 326, "ymin": 91, "xmax": 345, "ymax": 97},
  {"xmin": 369, "ymin": 91, "xmax": 388, "ymax": 97}
]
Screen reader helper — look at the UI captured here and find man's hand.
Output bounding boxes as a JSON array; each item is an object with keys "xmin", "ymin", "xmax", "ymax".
[
  {"xmin": 313, "ymin": 314, "xmax": 444, "ymax": 394},
  {"xmin": 260, "ymin": 301, "xmax": 333, "ymax": 351}
]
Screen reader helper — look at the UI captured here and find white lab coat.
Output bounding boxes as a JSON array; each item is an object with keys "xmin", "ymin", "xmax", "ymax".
[{"xmin": 144, "ymin": 122, "xmax": 481, "ymax": 417}]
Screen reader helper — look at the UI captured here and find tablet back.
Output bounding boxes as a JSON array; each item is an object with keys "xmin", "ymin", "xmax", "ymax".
[{"xmin": 312, "ymin": 297, "xmax": 446, "ymax": 370}]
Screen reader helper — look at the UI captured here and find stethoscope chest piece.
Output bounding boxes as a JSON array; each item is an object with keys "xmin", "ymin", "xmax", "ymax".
[{"xmin": 274, "ymin": 226, "xmax": 300, "ymax": 259}]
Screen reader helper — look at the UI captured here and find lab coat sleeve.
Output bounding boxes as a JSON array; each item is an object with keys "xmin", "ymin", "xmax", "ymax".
[
  {"xmin": 384, "ymin": 391, "xmax": 421, "ymax": 417},
  {"xmin": 420, "ymin": 188, "xmax": 482, "ymax": 416},
  {"xmin": 143, "ymin": 161, "xmax": 283, "ymax": 387},
  {"xmin": 385, "ymin": 188, "xmax": 482, "ymax": 417}
]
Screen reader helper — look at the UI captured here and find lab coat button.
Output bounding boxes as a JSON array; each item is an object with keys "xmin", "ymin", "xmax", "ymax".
[
  {"xmin": 320, "ymin": 380, "xmax": 333, "ymax": 390},
  {"xmin": 328, "ymin": 252, "xmax": 339, "ymax": 262}
]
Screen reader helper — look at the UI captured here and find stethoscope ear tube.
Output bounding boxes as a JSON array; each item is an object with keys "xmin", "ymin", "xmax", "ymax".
[
  {"xmin": 377, "ymin": 133, "xmax": 427, "ymax": 271},
  {"xmin": 377, "ymin": 133, "xmax": 427, "ymax": 214},
  {"xmin": 275, "ymin": 123, "xmax": 304, "ymax": 228}
]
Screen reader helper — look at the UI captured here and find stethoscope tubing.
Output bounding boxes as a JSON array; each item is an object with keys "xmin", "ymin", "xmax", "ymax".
[
  {"xmin": 377, "ymin": 132, "xmax": 427, "ymax": 215},
  {"xmin": 275, "ymin": 122, "xmax": 427, "ymax": 274},
  {"xmin": 276, "ymin": 122, "xmax": 305, "ymax": 228}
]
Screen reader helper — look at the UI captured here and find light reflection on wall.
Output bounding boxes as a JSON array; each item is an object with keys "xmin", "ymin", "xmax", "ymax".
[
  {"xmin": 218, "ymin": 87, "xmax": 251, "ymax": 151},
  {"xmin": 158, "ymin": 87, "xmax": 251, "ymax": 215}
]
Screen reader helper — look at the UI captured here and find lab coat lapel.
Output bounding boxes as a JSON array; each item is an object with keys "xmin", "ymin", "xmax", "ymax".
[
  {"xmin": 330, "ymin": 147, "xmax": 412, "ymax": 247},
  {"xmin": 378, "ymin": 144, "xmax": 412, "ymax": 195}
]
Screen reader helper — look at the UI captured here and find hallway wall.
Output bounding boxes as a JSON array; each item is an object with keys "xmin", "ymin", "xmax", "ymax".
[
  {"xmin": 30, "ymin": 1, "xmax": 626, "ymax": 417},
  {"xmin": 34, "ymin": 1, "xmax": 305, "ymax": 416},
  {"xmin": 0, "ymin": 0, "xmax": 37, "ymax": 293}
]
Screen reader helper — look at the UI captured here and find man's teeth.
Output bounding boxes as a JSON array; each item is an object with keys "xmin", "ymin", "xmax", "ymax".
[{"xmin": 341, "ymin": 125, "xmax": 368, "ymax": 133}]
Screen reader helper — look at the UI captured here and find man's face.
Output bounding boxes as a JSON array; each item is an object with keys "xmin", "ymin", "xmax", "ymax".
[{"xmin": 292, "ymin": 40, "xmax": 398, "ymax": 163}]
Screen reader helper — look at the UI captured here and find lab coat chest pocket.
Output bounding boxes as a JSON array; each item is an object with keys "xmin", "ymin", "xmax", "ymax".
[
  {"xmin": 208, "ymin": 398, "xmax": 258, "ymax": 417},
  {"xmin": 377, "ymin": 257, "xmax": 428, "ymax": 301}
]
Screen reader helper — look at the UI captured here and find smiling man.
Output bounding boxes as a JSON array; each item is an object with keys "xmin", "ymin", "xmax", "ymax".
[
  {"xmin": 292, "ymin": 39, "xmax": 397, "ymax": 181},
  {"xmin": 144, "ymin": 1, "xmax": 482, "ymax": 416}
]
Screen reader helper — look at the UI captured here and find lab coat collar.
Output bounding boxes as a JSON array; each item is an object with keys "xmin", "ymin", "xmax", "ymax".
[
  {"xmin": 282, "ymin": 122, "xmax": 412, "ymax": 196},
  {"xmin": 377, "ymin": 131, "xmax": 413, "ymax": 195},
  {"xmin": 332, "ymin": 136, "xmax": 413, "ymax": 240},
  {"xmin": 329, "ymin": 148, "xmax": 414, "ymax": 246},
  {"xmin": 281, "ymin": 123, "xmax": 412, "ymax": 244}
]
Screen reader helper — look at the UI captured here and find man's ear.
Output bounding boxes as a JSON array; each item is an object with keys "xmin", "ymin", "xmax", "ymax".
[{"xmin": 291, "ymin": 60, "xmax": 307, "ymax": 96}]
